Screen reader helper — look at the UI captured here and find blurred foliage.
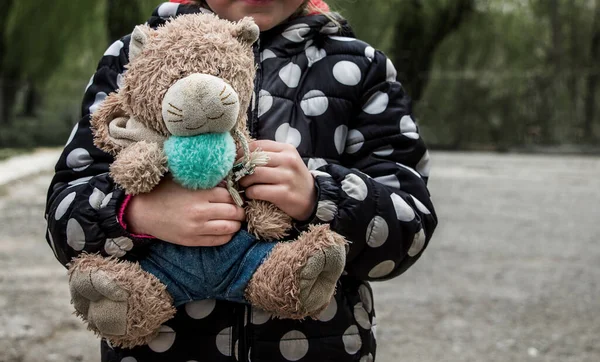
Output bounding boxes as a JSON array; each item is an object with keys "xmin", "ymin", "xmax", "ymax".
[{"xmin": 1, "ymin": 0, "xmax": 599, "ymax": 151}]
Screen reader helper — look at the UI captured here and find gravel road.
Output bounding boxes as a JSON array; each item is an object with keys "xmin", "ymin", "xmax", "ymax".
[{"xmin": 1, "ymin": 151, "xmax": 599, "ymax": 362}]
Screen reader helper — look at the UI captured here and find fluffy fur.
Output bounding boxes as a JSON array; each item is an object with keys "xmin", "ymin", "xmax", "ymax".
[
  {"xmin": 246, "ymin": 224, "xmax": 347, "ymax": 319},
  {"xmin": 164, "ymin": 133, "xmax": 236, "ymax": 189},
  {"xmin": 69, "ymin": 254, "xmax": 176, "ymax": 349},
  {"xmin": 119, "ymin": 15, "xmax": 257, "ymax": 137},
  {"xmin": 110, "ymin": 141, "xmax": 168, "ymax": 195},
  {"xmin": 246, "ymin": 200, "xmax": 292, "ymax": 240}
]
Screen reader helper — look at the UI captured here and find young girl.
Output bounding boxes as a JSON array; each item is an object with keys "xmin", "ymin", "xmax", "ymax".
[{"xmin": 46, "ymin": 1, "xmax": 438, "ymax": 361}]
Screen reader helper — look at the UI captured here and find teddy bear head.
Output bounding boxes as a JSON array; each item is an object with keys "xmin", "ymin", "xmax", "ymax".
[{"xmin": 116, "ymin": 14, "xmax": 259, "ymax": 139}]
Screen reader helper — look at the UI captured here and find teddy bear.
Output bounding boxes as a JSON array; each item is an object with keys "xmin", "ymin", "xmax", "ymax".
[{"xmin": 67, "ymin": 13, "xmax": 347, "ymax": 349}]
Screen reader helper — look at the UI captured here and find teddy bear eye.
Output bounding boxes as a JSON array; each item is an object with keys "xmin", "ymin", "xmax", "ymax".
[{"xmin": 215, "ymin": 67, "xmax": 223, "ymax": 77}]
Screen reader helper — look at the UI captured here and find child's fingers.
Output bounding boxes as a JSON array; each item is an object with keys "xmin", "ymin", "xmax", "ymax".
[
  {"xmin": 238, "ymin": 166, "xmax": 280, "ymax": 188},
  {"xmin": 205, "ymin": 203, "xmax": 246, "ymax": 221},
  {"xmin": 202, "ymin": 220, "xmax": 242, "ymax": 236},
  {"xmin": 249, "ymin": 140, "xmax": 290, "ymax": 153},
  {"xmin": 206, "ymin": 186, "xmax": 237, "ymax": 204}
]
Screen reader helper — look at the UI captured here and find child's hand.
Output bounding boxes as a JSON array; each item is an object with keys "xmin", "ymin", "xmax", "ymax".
[
  {"xmin": 125, "ymin": 178, "xmax": 246, "ymax": 246},
  {"xmin": 238, "ymin": 140, "xmax": 317, "ymax": 221}
]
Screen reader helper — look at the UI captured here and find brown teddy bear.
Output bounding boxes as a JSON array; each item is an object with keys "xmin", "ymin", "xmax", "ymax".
[{"xmin": 67, "ymin": 13, "xmax": 347, "ymax": 349}]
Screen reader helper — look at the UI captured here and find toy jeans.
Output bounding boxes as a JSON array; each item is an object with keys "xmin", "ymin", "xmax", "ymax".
[{"xmin": 139, "ymin": 229, "xmax": 277, "ymax": 306}]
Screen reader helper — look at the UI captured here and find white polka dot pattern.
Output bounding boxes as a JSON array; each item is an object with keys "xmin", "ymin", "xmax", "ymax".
[
  {"xmin": 121, "ymin": 357, "xmax": 137, "ymax": 362},
  {"xmin": 66, "ymin": 218, "xmax": 86, "ymax": 251},
  {"xmin": 386, "ymin": 58, "xmax": 398, "ymax": 82},
  {"xmin": 185, "ymin": 299, "xmax": 216, "ymax": 319},
  {"xmin": 316, "ymin": 200, "xmax": 337, "ymax": 222},
  {"xmin": 100, "ymin": 192, "xmax": 112, "ymax": 209},
  {"xmin": 251, "ymin": 308, "xmax": 272, "ymax": 325},
  {"xmin": 279, "ymin": 330, "xmax": 309, "ymax": 361},
  {"xmin": 374, "ymin": 174, "xmax": 400, "ymax": 189},
  {"xmin": 306, "ymin": 46, "xmax": 327, "ymax": 67},
  {"xmin": 396, "ymin": 163, "xmax": 422, "ymax": 178},
  {"xmin": 390, "ymin": 193, "xmax": 416, "ymax": 222},
  {"xmin": 373, "ymin": 145, "xmax": 394, "ymax": 157},
  {"xmin": 310, "ymin": 170, "xmax": 332, "ymax": 179},
  {"xmin": 301, "ymin": 90, "xmax": 329, "ymax": 116},
  {"xmin": 408, "ymin": 229, "xmax": 426, "ymax": 257},
  {"xmin": 345, "ymin": 129, "xmax": 365, "ymax": 154},
  {"xmin": 89, "ymin": 188, "xmax": 106, "ymax": 210},
  {"xmin": 261, "ymin": 49, "xmax": 277, "ymax": 62},
  {"xmin": 354, "ymin": 303, "xmax": 372, "ymax": 329},
  {"xmin": 148, "ymin": 325, "xmax": 176, "ymax": 353},
  {"xmin": 47, "ymin": 230, "xmax": 58, "ymax": 258},
  {"xmin": 334, "ymin": 125, "xmax": 348, "ymax": 155},
  {"xmin": 341, "ymin": 174, "xmax": 368, "ymax": 201},
  {"xmin": 358, "ymin": 284, "xmax": 373, "ymax": 313},
  {"xmin": 85, "ymin": 75, "xmax": 94, "ymax": 93},
  {"xmin": 104, "ymin": 41, "xmax": 124, "ymax": 57},
  {"xmin": 333, "ymin": 61, "xmax": 362, "ymax": 86},
  {"xmin": 279, "ymin": 62, "xmax": 302, "ymax": 88},
  {"xmin": 320, "ymin": 22, "xmax": 339, "ymax": 34},
  {"xmin": 317, "ymin": 298, "xmax": 337, "ymax": 322},
  {"xmin": 368, "ymin": 260, "xmax": 396, "ymax": 278},
  {"xmin": 410, "ymin": 195, "xmax": 431, "ymax": 215},
  {"xmin": 329, "ymin": 36, "xmax": 356, "ymax": 42},
  {"xmin": 55, "ymin": 192, "xmax": 76, "ymax": 220},
  {"xmin": 282, "ymin": 23, "xmax": 311, "ymax": 42},
  {"xmin": 68, "ymin": 176, "xmax": 93, "ymax": 187},
  {"xmin": 157, "ymin": 2, "xmax": 179, "ymax": 17},
  {"xmin": 307, "ymin": 158, "xmax": 328, "ymax": 171},
  {"xmin": 258, "ymin": 90, "xmax": 273, "ymax": 117},
  {"xmin": 66, "ymin": 148, "xmax": 93, "ymax": 172},
  {"xmin": 275, "ymin": 123, "xmax": 302, "ymax": 148},
  {"xmin": 417, "ymin": 150, "xmax": 431, "ymax": 177},
  {"xmin": 360, "ymin": 354, "xmax": 374, "ymax": 362},
  {"xmin": 363, "ymin": 91, "xmax": 389, "ymax": 115},
  {"xmin": 366, "ymin": 216, "xmax": 389, "ymax": 248},
  {"xmin": 104, "ymin": 237, "xmax": 134, "ymax": 257},
  {"xmin": 342, "ymin": 325, "xmax": 362, "ymax": 354},
  {"xmin": 365, "ymin": 46, "xmax": 375, "ymax": 62},
  {"xmin": 216, "ymin": 327, "xmax": 232, "ymax": 356},
  {"xmin": 89, "ymin": 92, "xmax": 107, "ymax": 114},
  {"xmin": 65, "ymin": 123, "xmax": 78, "ymax": 146}
]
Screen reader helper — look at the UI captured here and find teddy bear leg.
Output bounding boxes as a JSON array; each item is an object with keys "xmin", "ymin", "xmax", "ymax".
[
  {"xmin": 69, "ymin": 253, "xmax": 176, "ymax": 349},
  {"xmin": 245, "ymin": 224, "xmax": 346, "ymax": 319}
]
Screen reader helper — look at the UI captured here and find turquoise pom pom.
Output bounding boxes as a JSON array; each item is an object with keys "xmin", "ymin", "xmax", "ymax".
[{"xmin": 164, "ymin": 133, "xmax": 236, "ymax": 189}]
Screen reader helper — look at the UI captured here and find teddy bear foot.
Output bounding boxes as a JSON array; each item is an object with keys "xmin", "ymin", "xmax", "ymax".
[
  {"xmin": 245, "ymin": 224, "xmax": 346, "ymax": 319},
  {"xmin": 69, "ymin": 253, "xmax": 176, "ymax": 349}
]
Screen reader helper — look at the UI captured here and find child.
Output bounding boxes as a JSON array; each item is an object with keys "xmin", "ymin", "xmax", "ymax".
[{"xmin": 46, "ymin": 1, "xmax": 438, "ymax": 361}]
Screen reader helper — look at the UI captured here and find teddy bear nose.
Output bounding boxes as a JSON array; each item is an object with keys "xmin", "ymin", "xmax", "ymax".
[{"xmin": 162, "ymin": 73, "xmax": 240, "ymax": 136}]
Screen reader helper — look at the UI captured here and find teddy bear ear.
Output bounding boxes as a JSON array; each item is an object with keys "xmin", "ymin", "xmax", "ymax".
[
  {"xmin": 129, "ymin": 25, "xmax": 152, "ymax": 61},
  {"xmin": 233, "ymin": 17, "xmax": 260, "ymax": 44}
]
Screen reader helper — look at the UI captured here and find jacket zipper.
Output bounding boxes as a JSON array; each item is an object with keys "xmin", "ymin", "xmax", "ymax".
[
  {"xmin": 238, "ymin": 39, "xmax": 263, "ymax": 362},
  {"xmin": 248, "ymin": 39, "xmax": 262, "ymax": 139}
]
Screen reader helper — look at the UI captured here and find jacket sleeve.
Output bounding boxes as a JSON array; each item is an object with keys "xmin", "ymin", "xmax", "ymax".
[
  {"xmin": 45, "ymin": 36, "xmax": 151, "ymax": 268},
  {"xmin": 305, "ymin": 50, "xmax": 437, "ymax": 281}
]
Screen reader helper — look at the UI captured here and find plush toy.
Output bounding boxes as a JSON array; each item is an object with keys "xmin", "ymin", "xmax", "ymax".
[{"xmin": 67, "ymin": 13, "xmax": 347, "ymax": 349}]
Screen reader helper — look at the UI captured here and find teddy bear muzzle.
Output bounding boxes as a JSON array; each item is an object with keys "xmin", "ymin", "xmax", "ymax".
[{"xmin": 161, "ymin": 73, "xmax": 240, "ymax": 136}]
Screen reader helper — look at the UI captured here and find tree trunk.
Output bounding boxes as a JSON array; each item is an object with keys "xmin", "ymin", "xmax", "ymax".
[
  {"xmin": 391, "ymin": 0, "xmax": 474, "ymax": 101},
  {"xmin": 107, "ymin": 0, "xmax": 142, "ymax": 42},
  {"xmin": 584, "ymin": 1, "xmax": 600, "ymax": 140},
  {"xmin": 21, "ymin": 79, "xmax": 42, "ymax": 118},
  {"xmin": 0, "ymin": 0, "xmax": 15, "ymax": 125}
]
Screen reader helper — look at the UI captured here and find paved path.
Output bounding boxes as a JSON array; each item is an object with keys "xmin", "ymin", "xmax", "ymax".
[{"xmin": 0, "ymin": 151, "xmax": 599, "ymax": 361}]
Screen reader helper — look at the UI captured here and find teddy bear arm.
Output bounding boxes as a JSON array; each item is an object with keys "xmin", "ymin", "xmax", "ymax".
[{"xmin": 110, "ymin": 141, "xmax": 168, "ymax": 195}]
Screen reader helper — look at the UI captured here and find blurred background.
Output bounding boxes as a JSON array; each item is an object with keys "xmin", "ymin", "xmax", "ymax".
[{"xmin": 1, "ymin": 0, "xmax": 599, "ymax": 361}]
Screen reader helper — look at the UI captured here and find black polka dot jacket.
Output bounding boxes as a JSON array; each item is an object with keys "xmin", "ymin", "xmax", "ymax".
[{"xmin": 45, "ymin": 3, "xmax": 438, "ymax": 361}]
